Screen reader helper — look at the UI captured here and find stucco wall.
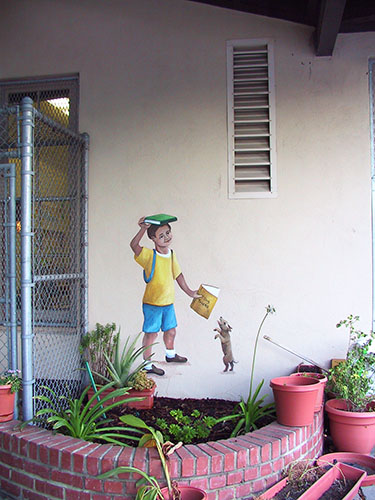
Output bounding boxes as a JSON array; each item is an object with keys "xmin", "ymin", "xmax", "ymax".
[{"xmin": 1, "ymin": 0, "xmax": 375, "ymax": 400}]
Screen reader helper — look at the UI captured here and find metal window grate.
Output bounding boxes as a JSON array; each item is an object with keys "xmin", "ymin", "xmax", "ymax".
[{"xmin": 227, "ymin": 39, "xmax": 277, "ymax": 198}]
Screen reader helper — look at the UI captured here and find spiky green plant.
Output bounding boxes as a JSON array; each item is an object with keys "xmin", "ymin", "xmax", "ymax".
[
  {"xmin": 95, "ymin": 332, "xmax": 152, "ymax": 389},
  {"xmin": 24, "ymin": 382, "xmax": 144, "ymax": 445}
]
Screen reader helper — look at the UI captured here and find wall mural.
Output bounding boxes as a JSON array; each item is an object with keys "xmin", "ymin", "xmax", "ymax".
[{"xmin": 130, "ymin": 214, "xmax": 224, "ymax": 376}]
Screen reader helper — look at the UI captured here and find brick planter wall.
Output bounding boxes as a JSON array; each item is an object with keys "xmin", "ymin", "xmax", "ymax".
[{"xmin": 0, "ymin": 410, "xmax": 323, "ymax": 500}]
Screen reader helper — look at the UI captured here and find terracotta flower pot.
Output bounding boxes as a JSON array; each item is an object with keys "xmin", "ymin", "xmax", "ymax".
[
  {"xmin": 270, "ymin": 375, "xmax": 321, "ymax": 427},
  {"xmin": 0, "ymin": 385, "xmax": 15, "ymax": 422},
  {"xmin": 87, "ymin": 383, "xmax": 156, "ymax": 410},
  {"xmin": 325, "ymin": 398, "xmax": 375, "ymax": 454},
  {"xmin": 126, "ymin": 384, "xmax": 156, "ymax": 409},
  {"xmin": 290, "ymin": 372, "xmax": 327, "ymax": 412},
  {"xmin": 317, "ymin": 452, "xmax": 375, "ymax": 486},
  {"xmin": 161, "ymin": 486, "xmax": 207, "ymax": 500},
  {"xmin": 257, "ymin": 462, "xmax": 366, "ymax": 499}
]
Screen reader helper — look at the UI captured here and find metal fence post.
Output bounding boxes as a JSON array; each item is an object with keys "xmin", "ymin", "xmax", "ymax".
[
  {"xmin": 20, "ymin": 97, "xmax": 34, "ymax": 421},
  {"xmin": 81, "ymin": 133, "xmax": 89, "ymax": 345}
]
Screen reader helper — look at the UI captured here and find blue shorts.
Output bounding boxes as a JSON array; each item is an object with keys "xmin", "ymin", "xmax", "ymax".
[{"xmin": 142, "ymin": 303, "xmax": 177, "ymax": 333}]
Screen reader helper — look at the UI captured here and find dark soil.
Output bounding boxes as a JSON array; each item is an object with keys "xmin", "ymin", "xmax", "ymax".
[{"xmin": 106, "ymin": 396, "xmax": 276, "ymax": 446}]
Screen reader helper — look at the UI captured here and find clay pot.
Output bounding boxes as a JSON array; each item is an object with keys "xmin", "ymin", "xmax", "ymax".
[
  {"xmin": 87, "ymin": 382, "xmax": 156, "ymax": 410},
  {"xmin": 161, "ymin": 486, "xmax": 207, "ymax": 500},
  {"xmin": 270, "ymin": 375, "xmax": 321, "ymax": 426},
  {"xmin": 0, "ymin": 385, "xmax": 15, "ymax": 422},
  {"xmin": 290, "ymin": 372, "xmax": 327, "ymax": 412},
  {"xmin": 257, "ymin": 462, "xmax": 366, "ymax": 500},
  {"xmin": 325, "ymin": 398, "xmax": 375, "ymax": 454},
  {"xmin": 317, "ymin": 452, "xmax": 375, "ymax": 486}
]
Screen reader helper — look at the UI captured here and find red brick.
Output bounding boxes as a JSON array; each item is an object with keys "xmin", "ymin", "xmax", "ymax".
[
  {"xmin": 149, "ymin": 447, "xmax": 163, "ymax": 478},
  {"xmin": 168, "ymin": 457, "xmax": 179, "ymax": 478},
  {"xmin": 22, "ymin": 489, "xmax": 49, "ymax": 500},
  {"xmin": 125, "ymin": 480, "xmax": 138, "ymax": 494},
  {"xmin": 235, "ymin": 437, "xmax": 259, "ymax": 465},
  {"xmin": 207, "ymin": 492, "xmax": 216, "ymax": 500},
  {"xmin": 24, "ymin": 461, "xmax": 50, "ymax": 480},
  {"xmin": 103, "ymin": 478, "xmax": 124, "ymax": 494},
  {"xmin": 294, "ymin": 428, "xmax": 302, "ymax": 445},
  {"xmin": 236, "ymin": 482, "xmax": 252, "ymax": 497},
  {"xmin": 65, "ymin": 488, "xmax": 91, "ymax": 500},
  {"xmin": 197, "ymin": 443, "xmax": 223, "ymax": 473},
  {"xmin": 0, "ymin": 463, "xmax": 11, "ymax": 479},
  {"xmin": 272, "ymin": 457, "xmax": 284, "ymax": 473},
  {"xmin": 257, "ymin": 428, "xmax": 288, "ymax": 454},
  {"xmin": 39, "ymin": 434, "xmax": 74, "ymax": 465},
  {"xmin": 209, "ymin": 474, "xmax": 226, "ymax": 489},
  {"xmin": 132, "ymin": 446, "xmax": 147, "ymax": 472},
  {"xmin": 185, "ymin": 444, "xmax": 209, "ymax": 476},
  {"xmin": 260, "ymin": 462, "xmax": 272, "ymax": 476},
  {"xmin": 208, "ymin": 442, "xmax": 235, "ymax": 472},
  {"xmin": 244, "ymin": 465, "xmax": 259, "ymax": 481},
  {"xmin": 176, "ymin": 447, "xmax": 195, "ymax": 477},
  {"xmin": 0, "ymin": 449, "xmax": 23, "ymax": 469},
  {"xmin": 85, "ymin": 477, "xmax": 103, "ymax": 492},
  {"xmin": 41, "ymin": 481, "xmax": 64, "ymax": 499},
  {"xmin": 72, "ymin": 443, "xmax": 101, "ymax": 474},
  {"xmin": 252, "ymin": 478, "xmax": 266, "ymax": 493},
  {"xmin": 218, "ymin": 487, "xmax": 235, "ymax": 500},
  {"xmin": 117, "ymin": 446, "xmax": 134, "ymax": 467},
  {"xmin": 221, "ymin": 439, "xmax": 248, "ymax": 469},
  {"xmin": 58, "ymin": 439, "xmax": 88, "ymax": 469},
  {"xmin": 254, "ymin": 431, "xmax": 281, "ymax": 459},
  {"xmin": 51, "ymin": 469, "xmax": 84, "ymax": 488},
  {"xmin": 100, "ymin": 444, "xmax": 122, "ymax": 474},
  {"xmin": 86, "ymin": 444, "xmax": 112, "ymax": 475},
  {"xmin": 189, "ymin": 477, "xmax": 208, "ymax": 491},
  {"xmin": 0, "ymin": 421, "xmax": 17, "ymax": 432},
  {"xmin": 11, "ymin": 469, "xmax": 34, "ymax": 489},
  {"xmin": 90, "ymin": 495, "xmax": 112, "ymax": 500},
  {"xmin": 265, "ymin": 472, "xmax": 281, "ymax": 488},
  {"xmin": 1, "ymin": 478, "xmax": 21, "ymax": 497},
  {"xmin": 227, "ymin": 470, "xmax": 243, "ymax": 485}
]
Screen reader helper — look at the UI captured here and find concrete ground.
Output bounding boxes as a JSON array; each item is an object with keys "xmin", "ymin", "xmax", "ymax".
[{"xmin": 358, "ymin": 485, "xmax": 375, "ymax": 499}]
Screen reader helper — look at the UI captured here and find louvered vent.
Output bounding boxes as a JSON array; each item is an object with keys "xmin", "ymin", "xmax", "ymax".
[{"xmin": 227, "ymin": 40, "xmax": 277, "ymax": 198}]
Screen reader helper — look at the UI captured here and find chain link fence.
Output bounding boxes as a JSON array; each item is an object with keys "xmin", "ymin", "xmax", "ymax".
[
  {"xmin": 0, "ymin": 106, "xmax": 19, "ymax": 376},
  {"xmin": 0, "ymin": 98, "xmax": 88, "ymax": 418}
]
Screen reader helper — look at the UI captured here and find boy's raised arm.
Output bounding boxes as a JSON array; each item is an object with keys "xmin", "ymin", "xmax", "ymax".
[{"xmin": 130, "ymin": 217, "xmax": 150, "ymax": 257}]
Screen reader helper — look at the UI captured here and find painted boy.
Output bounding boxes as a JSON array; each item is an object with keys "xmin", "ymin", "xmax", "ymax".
[{"xmin": 130, "ymin": 216, "xmax": 199, "ymax": 375}]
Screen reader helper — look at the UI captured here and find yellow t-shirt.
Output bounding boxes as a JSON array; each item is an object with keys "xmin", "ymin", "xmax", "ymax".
[{"xmin": 135, "ymin": 247, "xmax": 182, "ymax": 306}]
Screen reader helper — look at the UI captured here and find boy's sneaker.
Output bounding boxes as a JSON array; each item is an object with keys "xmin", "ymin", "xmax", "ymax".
[
  {"xmin": 145, "ymin": 364, "xmax": 165, "ymax": 376},
  {"xmin": 165, "ymin": 354, "xmax": 188, "ymax": 363}
]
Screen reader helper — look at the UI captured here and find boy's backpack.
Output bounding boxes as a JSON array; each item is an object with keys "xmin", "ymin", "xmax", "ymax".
[{"xmin": 143, "ymin": 249, "xmax": 174, "ymax": 283}]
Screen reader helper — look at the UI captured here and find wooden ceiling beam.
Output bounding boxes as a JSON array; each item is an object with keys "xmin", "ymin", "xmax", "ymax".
[{"xmin": 315, "ymin": 0, "xmax": 347, "ymax": 56}]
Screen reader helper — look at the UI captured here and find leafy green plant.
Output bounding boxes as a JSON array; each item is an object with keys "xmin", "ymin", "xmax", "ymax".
[
  {"xmin": 80, "ymin": 323, "xmax": 119, "ymax": 385},
  {"xmin": 98, "ymin": 414, "xmax": 183, "ymax": 500},
  {"xmin": 215, "ymin": 305, "xmax": 276, "ymax": 436},
  {"xmin": 0, "ymin": 369, "xmax": 22, "ymax": 393},
  {"xmin": 22, "ymin": 382, "xmax": 144, "ymax": 445},
  {"xmin": 156, "ymin": 408, "xmax": 216, "ymax": 444},
  {"xmin": 327, "ymin": 315, "xmax": 375, "ymax": 411},
  {"xmin": 94, "ymin": 331, "xmax": 153, "ymax": 389}
]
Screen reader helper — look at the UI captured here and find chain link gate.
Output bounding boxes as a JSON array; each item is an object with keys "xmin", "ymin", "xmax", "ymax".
[
  {"xmin": 0, "ymin": 97, "xmax": 88, "ymax": 420},
  {"xmin": 0, "ymin": 163, "xmax": 17, "ymax": 377}
]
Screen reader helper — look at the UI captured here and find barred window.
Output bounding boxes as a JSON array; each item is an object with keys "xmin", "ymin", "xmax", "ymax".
[{"xmin": 227, "ymin": 40, "xmax": 277, "ymax": 199}]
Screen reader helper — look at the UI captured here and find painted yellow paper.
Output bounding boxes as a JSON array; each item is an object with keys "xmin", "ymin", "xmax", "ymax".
[{"xmin": 190, "ymin": 284, "xmax": 220, "ymax": 319}]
